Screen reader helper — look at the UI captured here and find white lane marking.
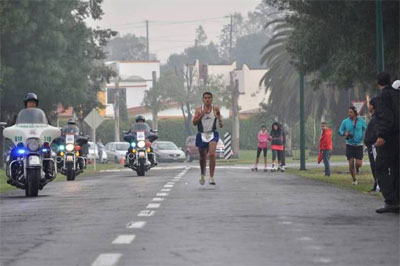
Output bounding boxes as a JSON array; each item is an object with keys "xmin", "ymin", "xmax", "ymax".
[
  {"xmin": 173, "ymin": 178, "xmax": 181, "ymax": 181},
  {"xmin": 92, "ymin": 253, "xmax": 122, "ymax": 266},
  {"xmin": 147, "ymin": 203, "xmax": 161, "ymax": 209},
  {"xmin": 313, "ymin": 258, "xmax": 333, "ymax": 264},
  {"xmin": 167, "ymin": 182, "xmax": 175, "ymax": 185},
  {"xmin": 164, "ymin": 184, "xmax": 174, "ymax": 188},
  {"xmin": 152, "ymin": 197, "xmax": 164, "ymax": 202},
  {"xmin": 297, "ymin": 237, "xmax": 313, "ymax": 241},
  {"xmin": 112, "ymin": 235, "xmax": 136, "ymax": 244},
  {"xmin": 157, "ymin": 193, "xmax": 168, "ymax": 197},
  {"xmin": 279, "ymin": 221, "xmax": 292, "ymax": 225},
  {"xmin": 138, "ymin": 210, "xmax": 155, "ymax": 216},
  {"xmin": 127, "ymin": 221, "xmax": 147, "ymax": 229},
  {"xmin": 161, "ymin": 188, "xmax": 171, "ymax": 192}
]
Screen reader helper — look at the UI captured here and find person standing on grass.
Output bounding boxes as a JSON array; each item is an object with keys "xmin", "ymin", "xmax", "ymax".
[
  {"xmin": 319, "ymin": 122, "xmax": 333, "ymax": 177},
  {"xmin": 270, "ymin": 122, "xmax": 285, "ymax": 172},
  {"xmin": 193, "ymin": 92, "xmax": 223, "ymax": 186},
  {"xmin": 338, "ymin": 106, "xmax": 367, "ymax": 185},
  {"xmin": 374, "ymin": 72, "xmax": 399, "ymax": 214},
  {"xmin": 252, "ymin": 125, "xmax": 271, "ymax": 172},
  {"xmin": 364, "ymin": 98, "xmax": 379, "ymax": 192}
]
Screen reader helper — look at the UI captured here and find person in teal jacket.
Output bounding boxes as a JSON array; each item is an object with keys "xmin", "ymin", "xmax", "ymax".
[{"xmin": 338, "ymin": 106, "xmax": 367, "ymax": 185}]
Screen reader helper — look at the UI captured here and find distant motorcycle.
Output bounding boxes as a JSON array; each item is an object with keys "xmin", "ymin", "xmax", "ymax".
[
  {"xmin": 54, "ymin": 134, "xmax": 88, "ymax": 181},
  {"xmin": 3, "ymin": 108, "xmax": 61, "ymax": 197},
  {"xmin": 123, "ymin": 125, "xmax": 158, "ymax": 176}
]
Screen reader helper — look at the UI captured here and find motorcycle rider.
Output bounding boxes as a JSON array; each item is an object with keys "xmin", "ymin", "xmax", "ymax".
[
  {"xmin": 6, "ymin": 93, "xmax": 53, "ymax": 179},
  {"xmin": 126, "ymin": 115, "xmax": 157, "ymax": 166},
  {"xmin": 61, "ymin": 118, "xmax": 80, "ymax": 136},
  {"xmin": 60, "ymin": 118, "xmax": 87, "ymax": 170}
]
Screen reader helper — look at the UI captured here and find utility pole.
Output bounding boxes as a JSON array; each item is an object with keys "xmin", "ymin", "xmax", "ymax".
[
  {"xmin": 114, "ymin": 77, "xmax": 120, "ymax": 142},
  {"xmin": 299, "ymin": 72, "xmax": 306, "ymax": 170},
  {"xmin": 230, "ymin": 73, "xmax": 240, "ymax": 158},
  {"xmin": 151, "ymin": 71, "xmax": 158, "ymax": 131},
  {"xmin": 375, "ymin": 0, "xmax": 384, "ymax": 72},
  {"xmin": 229, "ymin": 14, "xmax": 233, "ymax": 62},
  {"xmin": 146, "ymin": 20, "xmax": 150, "ymax": 61}
]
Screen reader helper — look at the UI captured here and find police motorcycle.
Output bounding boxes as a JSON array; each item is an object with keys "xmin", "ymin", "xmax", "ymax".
[
  {"xmin": 2, "ymin": 108, "xmax": 61, "ymax": 197},
  {"xmin": 53, "ymin": 132, "xmax": 88, "ymax": 181},
  {"xmin": 123, "ymin": 122, "xmax": 158, "ymax": 176}
]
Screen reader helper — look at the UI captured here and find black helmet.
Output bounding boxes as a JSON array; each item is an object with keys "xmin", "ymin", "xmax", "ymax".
[
  {"xmin": 67, "ymin": 118, "xmax": 76, "ymax": 125},
  {"xmin": 24, "ymin": 93, "xmax": 39, "ymax": 107},
  {"xmin": 135, "ymin": 115, "xmax": 145, "ymax": 123}
]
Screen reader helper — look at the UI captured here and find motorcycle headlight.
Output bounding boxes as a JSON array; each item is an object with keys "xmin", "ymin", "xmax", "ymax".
[
  {"xmin": 137, "ymin": 141, "xmax": 145, "ymax": 148},
  {"xmin": 66, "ymin": 144, "xmax": 75, "ymax": 152},
  {"xmin": 59, "ymin": 145, "xmax": 65, "ymax": 151},
  {"xmin": 27, "ymin": 139, "xmax": 40, "ymax": 152},
  {"xmin": 131, "ymin": 142, "xmax": 136, "ymax": 148}
]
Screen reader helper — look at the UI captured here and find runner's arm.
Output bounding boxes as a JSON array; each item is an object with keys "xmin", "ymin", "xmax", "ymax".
[
  {"xmin": 193, "ymin": 107, "xmax": 203, "ymax": 126},
  {"xmin": 215, "ymin": 106, "xmax": 223, "ymax": 128}
]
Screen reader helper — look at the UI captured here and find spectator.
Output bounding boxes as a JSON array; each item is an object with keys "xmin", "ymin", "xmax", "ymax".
[
  {"xmin": 319, "ymin": 122, "xmax": 332, "ymax": 177},
  {"xmin": 364, "ymin": 98, "xmax": 379, "ymax": 192},
  {"xmin": 374, "ymin": 72, "xmax": 400, "ymax": 214},
  {"xmin": 270, "ymin": 122, "xmax": 285, "ymax": 172},
  {"xmin": 338, "ymin": 106, "xmax": 367, "ymax": 185},
  {"xmin": 252, "ymin": 125, "xmax": 271, "ymax": 172},
  {"xmin": 97, "ymin": 138, "xmax": 104, "ymax": 163}
]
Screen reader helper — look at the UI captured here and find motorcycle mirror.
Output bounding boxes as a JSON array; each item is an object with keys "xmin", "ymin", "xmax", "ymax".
[
  {"xmin": 122, "ymin": 131, "xmax": 128, "ymax": 134},
  {"xmin": 151, "ymin": 129, "xmax": 158, "ymax": 133},
  {"xmin": 0, "ymin": 122, "xmax": 7, "ymax": 128}
]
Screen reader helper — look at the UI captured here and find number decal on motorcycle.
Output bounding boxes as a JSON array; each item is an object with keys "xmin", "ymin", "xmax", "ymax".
[
  {"xmin": 44, "ymin": 136, "xmax": 52, "ymax": 142},
  {"xmin": 14, "ymin": 136, "xmax": 22, "ymax": 142}
]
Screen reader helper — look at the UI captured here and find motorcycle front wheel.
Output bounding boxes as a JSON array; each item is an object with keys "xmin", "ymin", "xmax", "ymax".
[
  {"xmin": 137, "ymin": 160, "xmax": 146, "ymax": 176},
  {"xmin": 25, "ymin": 168, "xmax": 40, "ymax": 197},
  {"xmin": 66, "ymin": 164, "xmax": 76, "ymax": 181}
]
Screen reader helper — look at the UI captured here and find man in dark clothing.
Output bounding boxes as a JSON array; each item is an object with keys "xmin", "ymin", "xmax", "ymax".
[
  {"xmin": 374, "ymin": 72, "xmax": 400, "ymax": 214},
  {"xmin": 364, "ymin": 98, "xmax": 379, "ymax": 192}
]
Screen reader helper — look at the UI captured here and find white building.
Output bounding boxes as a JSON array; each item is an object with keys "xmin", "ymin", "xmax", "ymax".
[{"xmin": 103, "ymin": 61, "xmax": 160, "ymax": 117}]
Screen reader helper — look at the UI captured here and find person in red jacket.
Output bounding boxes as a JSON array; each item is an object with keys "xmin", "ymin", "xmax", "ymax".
[{"xmin": 319, "ymin": 122, "xmax": 333, "ymax": 176}]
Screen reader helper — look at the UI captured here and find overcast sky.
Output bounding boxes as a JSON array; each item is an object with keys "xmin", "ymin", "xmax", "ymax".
[{"xmin": 86, "ymin": 0, "xmax": 261, "ymax": 63}]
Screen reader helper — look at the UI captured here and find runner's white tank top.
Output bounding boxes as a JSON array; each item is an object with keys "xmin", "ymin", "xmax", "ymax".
[{"xmin": 198, "ymin": 105, "xmax": 217, "ymax": 133}]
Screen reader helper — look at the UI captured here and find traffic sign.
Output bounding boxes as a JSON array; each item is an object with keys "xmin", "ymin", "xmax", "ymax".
[
  {"xmin": 351, "ymin": 101, "xmax": 366, "ymax": 114},
  {"xmin": 84, "ymin": 109, "xmax": 104, "ymax": 130}
]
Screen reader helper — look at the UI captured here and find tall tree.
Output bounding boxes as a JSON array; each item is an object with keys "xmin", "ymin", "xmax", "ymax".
[
  {"xmin": 105, "ymin": 34, "xmax": 147, "ymax": 61},
  {"xmin": 195, "ymin": 25, "xmax": 208, "ymax": 46},
  {"xmin": 0, "ymin": 0, "xmax": 116, "ymax": 125}
]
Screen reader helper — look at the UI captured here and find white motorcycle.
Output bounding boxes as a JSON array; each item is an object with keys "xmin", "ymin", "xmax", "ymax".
[{"xmin": 2, "ymin": 108, "xmax": 61, "ymax": 197}]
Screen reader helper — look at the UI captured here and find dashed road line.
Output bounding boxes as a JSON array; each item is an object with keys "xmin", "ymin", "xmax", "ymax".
[
  {"xmin": 157, "ymin": 193, "xmax": 168, "ymax": 197},
  {"xmin": 152, "ymin": 197, "xmax": 165, "ymax": 202},
  {"xmin": 127, "ymin": 221, "xmax": 147, "ymax": 229},
  {"xmin": 138, "ymin": 210, "xmax": 156, "ymax": 216},
  {"xmin": 146, "ymin": 203, "xmax": 161, "ymax": 209},
  {"xmin": 112, "ymin": 235, "xmax": 136, "ymax": 244},
  {"xmin": 164, "ymin": 184, "xmax": 174, "ymax": 188},
  {"xmin": 161, "ymin": 188, "xmax": 171, "ymax": 192},
  {"xmin": 92, "ymin": 253, "xmax": 122, "ymax": 266}
]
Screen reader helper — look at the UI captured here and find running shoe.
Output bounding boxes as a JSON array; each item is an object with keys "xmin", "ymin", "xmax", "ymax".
[
  {"xmin": 199, "ymin": 175, "xmax": 205, "ymax": 185},
  {"xmin": 251, "ymin": 167, "xmax": 258, "ymax": 172},
  {"xmin": 352, "ymin": 179, "xmax": 358, "ymax": 185},
  {"xmin": 209, "ymin": 178, "xmax": 216, "ymax": 185}
]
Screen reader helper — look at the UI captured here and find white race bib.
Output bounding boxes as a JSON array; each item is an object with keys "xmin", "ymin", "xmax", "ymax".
[{"xmin": 201, "ymin": 132, "xmax": 214, "ymax": 143}]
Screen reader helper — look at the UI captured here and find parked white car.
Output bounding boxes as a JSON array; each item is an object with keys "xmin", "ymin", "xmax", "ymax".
[
  {"xmin": 104, "ymin": 142, "xmax": 130, "ymax": 163},
  {"xmin": 87, "ymin": 141, "xmax": 108, "ymax": 163}
]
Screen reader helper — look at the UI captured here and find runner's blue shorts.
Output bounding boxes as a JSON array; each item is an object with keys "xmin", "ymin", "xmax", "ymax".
[{"xmin": 196, "ymin": 131, "xmax": 219, "ymax": 149}]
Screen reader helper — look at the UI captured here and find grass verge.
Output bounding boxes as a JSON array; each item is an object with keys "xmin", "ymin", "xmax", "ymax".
[{"xmin": 286, "ymin": 166, "xmax": 382, "ymax": 198}]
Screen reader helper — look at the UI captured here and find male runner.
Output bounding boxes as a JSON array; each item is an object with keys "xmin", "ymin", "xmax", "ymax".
[{"xmin": 193, "ymin": 92, "xmax": 223, "ymax": 185}]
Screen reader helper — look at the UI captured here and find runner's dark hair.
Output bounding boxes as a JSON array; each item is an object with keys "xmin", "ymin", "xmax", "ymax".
[{"xmin": 203, "ymin": 92, "xmax": 213, "ymax": 97}]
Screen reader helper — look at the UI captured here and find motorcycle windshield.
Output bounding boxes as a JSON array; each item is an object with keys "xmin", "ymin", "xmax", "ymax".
[
  {"xmin": 16, "ymin": 108, "xmax": 48, "ymax": 125},
  {"xmin": 131, "ymin": 123, "xmax": 150, "ymax": 133}
]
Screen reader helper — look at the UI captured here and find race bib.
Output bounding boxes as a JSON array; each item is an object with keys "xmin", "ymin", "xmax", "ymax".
[{"xmin": 201, "ymin": 132, "xmax": 214, "ymax": 143}]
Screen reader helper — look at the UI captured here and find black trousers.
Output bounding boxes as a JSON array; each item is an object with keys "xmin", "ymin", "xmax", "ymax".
[
  {"xmin": 367, "ymin": 145, "xmax": 378, "ymax": 190},
  {"xmin": 375, "ymin": 136, "xmax": 400, "ymax": 205}
]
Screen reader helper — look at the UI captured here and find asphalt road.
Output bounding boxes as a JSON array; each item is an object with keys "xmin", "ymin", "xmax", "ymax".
[{"xmin": 0, "ymin": 163, "xmax": 399, "ymax": 266}]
